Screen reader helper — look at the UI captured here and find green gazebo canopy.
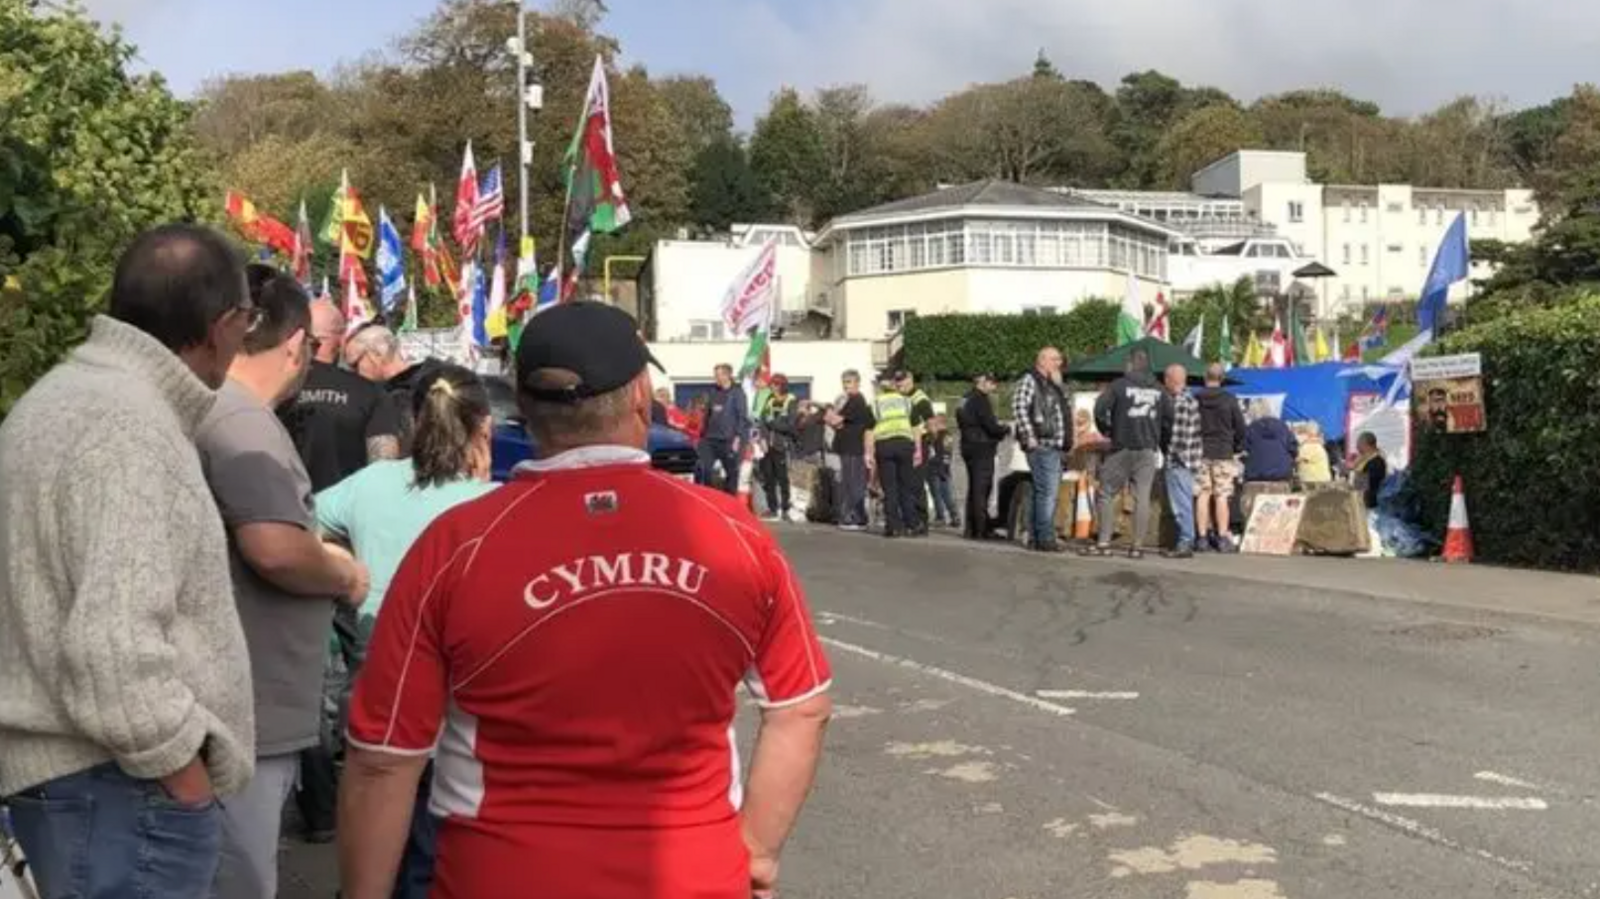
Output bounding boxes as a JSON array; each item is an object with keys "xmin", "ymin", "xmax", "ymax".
[{"xmin": 1067, "ymin": 337, "xmax": 1223, "ymax": 384}]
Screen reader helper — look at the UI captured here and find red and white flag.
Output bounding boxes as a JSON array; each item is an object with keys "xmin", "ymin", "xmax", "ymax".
[
  {"xmin": 1268, "ymin": 315, "xmax": 1289, "ymax": 368},
  {"xmin": 453, "ymin": 142, "xmax": 480, "ymax": 253},
  {"xmin": 1144, "ymin": 291, "xmax": 1170, "ymax": 341},
  {"xmin": 721, "ymin": 239, "xmax": 778, "ymax": 336}
]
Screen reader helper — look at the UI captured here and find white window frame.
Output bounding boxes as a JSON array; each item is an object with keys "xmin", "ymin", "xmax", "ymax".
[
  {"xmin": 1288, "ymin": 201, "xmax": 1304, "ymax": 223},
  {"xmin": 886, "ymin": 309, "xmax": 917, "ymax": 333},
  {"xmin": 688, "ymin": 320, "xmax": 726, "ymax": 341}
]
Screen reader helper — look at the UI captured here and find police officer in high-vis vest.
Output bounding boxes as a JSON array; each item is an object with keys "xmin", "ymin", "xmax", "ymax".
[
  {"xmin": 756, "ymin": 374, "xmax": 800, "ymax": 521},
  {"xmin": 896, "ymin": 370, "xmax": 937, "ymax": 534},
  {"xmin": 867, "ymin": 369, "xmax": 927, "ymax": 538}
]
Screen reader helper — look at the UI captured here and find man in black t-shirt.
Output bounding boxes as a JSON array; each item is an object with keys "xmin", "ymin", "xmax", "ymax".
[
  {"xmin": 277, "ymin": 300, "xmax": 401, "ymax": 492},
  {"xmin": 825, "ymin": 369, "xmax": 875, "ymax": 531}
]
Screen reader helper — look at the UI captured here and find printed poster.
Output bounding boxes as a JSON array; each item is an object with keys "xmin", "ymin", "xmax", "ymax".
[
  {"xmin": 1411, "ymin": 354, "xmax": 1485, "ymax": 434},
  {"xmin": 1241, "ymin": 494, "xmax": 1307, "ymax": 556}
]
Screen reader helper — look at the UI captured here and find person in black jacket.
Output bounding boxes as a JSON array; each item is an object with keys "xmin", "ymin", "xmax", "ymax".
[
  {"xmin": 955, "ymin": 373, "xmax": 1010, "ymax": 540},
  {"xmin": 756, "ymin": 374, "xmax": 800, "ymax": 521},
  {"xmin": 1086, "ymin": 348, "xmax": 1173, "ymax": 558},
  {"xmin": 1193, "ymin": 363, "xmax": 1247, "ymax": 552}
]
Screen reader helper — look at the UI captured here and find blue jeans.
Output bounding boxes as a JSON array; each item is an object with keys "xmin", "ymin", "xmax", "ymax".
[
  {"xmin": 1166, "ymin": 465, "xmax": 1197, "ymax": 550},
  {"xmin": 1026, "ymin": 447, "xmax": 1063, "ymax": 547},
  {"xmin": 928, "ymin": 471, "xmax": 956, "ymax": 522},
  {"xmin": 393, "ymin": 763, "xmax": 440, "ymax": 899},
  {"xmin": 6, "ymin": 762, "xmax": 221, "ymax": 899}
]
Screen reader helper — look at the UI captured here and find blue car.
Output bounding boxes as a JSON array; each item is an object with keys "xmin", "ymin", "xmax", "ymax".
[{"xmin": 484, "ymin": 377, "xmax": 698, "ymax": 483}]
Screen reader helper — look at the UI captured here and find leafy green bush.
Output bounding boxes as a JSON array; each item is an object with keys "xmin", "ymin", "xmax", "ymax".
[
  {"xmin": 0, "ymin": 1, "xmax": 212, "ymax": 417},
  {"xmin": 1406, "ymin": 295, "xmax": 1600, "ymax": 572},
  {"xmin": 902, "ymin": 300, "xmax": 1118, "ymax": 378}
]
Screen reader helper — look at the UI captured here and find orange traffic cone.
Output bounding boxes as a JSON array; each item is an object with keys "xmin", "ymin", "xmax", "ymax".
[
  {"xmin": 1443, "ymin": 475, "xmax": 1473, "ymax": 563},
  {"xmin": 1072, "ymin": 480, "xmax": 1094, "ymax": 541}
]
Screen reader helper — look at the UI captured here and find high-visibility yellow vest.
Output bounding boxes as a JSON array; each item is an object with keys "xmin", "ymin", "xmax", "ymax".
[{"xmin": 873, "ymin": 393, "xmax": 915, "ymax": 442}]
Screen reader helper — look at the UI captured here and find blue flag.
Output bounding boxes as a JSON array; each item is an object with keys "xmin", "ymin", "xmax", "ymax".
[
  {"xmin": 1418, "ymin": 213, "xmax": 1470, "ymax": 336},
  {"xmin": 470, "ymin": 259, "xmax": 489, "ymax": 349},
  {"xmin": 375, "ymin": 206, "xmax": 407, "ymax": 315}
]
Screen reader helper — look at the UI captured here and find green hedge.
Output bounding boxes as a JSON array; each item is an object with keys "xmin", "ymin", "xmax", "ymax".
[
  {"xmin": 902, "ymin": 301, "xmax": 1119, "ymax": 378},
  {"xmin": 1406, "ymin": 295, "xmax": 1600, "ymax": 572}
]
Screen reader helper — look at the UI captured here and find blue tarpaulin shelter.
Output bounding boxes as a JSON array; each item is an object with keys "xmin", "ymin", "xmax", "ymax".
[{"xmin": 1224, "ymin": 362, "xmax": 1405, "ymax": 442}]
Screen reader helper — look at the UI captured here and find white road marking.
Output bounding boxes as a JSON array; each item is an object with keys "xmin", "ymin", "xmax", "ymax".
[
  {"xmin": 1185, "ymin": 879, "xmax": 1287, "ymax": 899},
  {"xmin": 1475, "ymin": 771, "xmax": 1544, "ymax": 790},
  {"xmin": 1043, "ymin": 817, "xmax": 1081, "ymax": 839},
  {"xmin": 1037, "ymin": 689, "xmax": 1140, "ymax": 700},
  {"xmin": 1312, "ymin": 792, "xmax": 1537, "ymax": 876},
  {"xmin": 1372, "ymin": 793, "xmax": 1548, "ymax": 810},
  {"xmin": 831, "ymin": 704, "xmax": 883, "ymax": 719},
  {"xmin": 1321, "ymin": 834, "xmax": 1347, "ymax": 847},
  {"xmin": 935, "ymin": 761, "xmax": 999, "ymax": 783},
  {"xmin": 820, "ymin": 636, "xmax": 1077, "ymax": 717},
  {"xmin": 884, "ymin": 740, "xmax": 989, "ymax": 759},
  {"xmin": 1089, "ymin": 812, "xmax": 1140, "ymax": 830},
  {"xmin": 1109, "ymin": 835, "xmax": 1276, "ymax": 878}
]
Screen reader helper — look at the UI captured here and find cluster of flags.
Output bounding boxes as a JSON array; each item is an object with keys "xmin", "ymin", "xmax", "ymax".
[
  {"xmin": 1116, "ymin": 212, "xmax": 1473, "ymax": 373},
  {"xmin": 219, "ymin": 54, "xmax": 632, "ymax": 353}
]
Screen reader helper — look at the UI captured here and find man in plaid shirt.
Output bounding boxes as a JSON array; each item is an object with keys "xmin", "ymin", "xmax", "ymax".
[
  {"xmin": 1162, "ymin": 363, "xmax": 1204, "ymax": 558},
  {"xmin": 1011, "ymin": 347, "xmax": 1070, "ymax": 552}
]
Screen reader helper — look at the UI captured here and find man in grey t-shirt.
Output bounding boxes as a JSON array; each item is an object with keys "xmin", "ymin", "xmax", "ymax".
[{"xmin": 195, "ymin": 267, "xmax": 368, "ymax": 899}]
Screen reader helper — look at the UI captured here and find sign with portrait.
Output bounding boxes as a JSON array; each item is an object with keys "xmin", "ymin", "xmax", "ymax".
[
  {"xmin": 1241, "ymin": 494, "xmax": 1307, "ymax": 556},
  {"xmin": 1411, "ymin": 353, "xmax": 1485, "ymax": 434}
]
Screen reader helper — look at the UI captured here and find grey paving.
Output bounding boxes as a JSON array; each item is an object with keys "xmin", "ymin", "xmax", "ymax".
[{"xmin": 283, "ymin": 526, "xmax": 1600, "ymax": 898}]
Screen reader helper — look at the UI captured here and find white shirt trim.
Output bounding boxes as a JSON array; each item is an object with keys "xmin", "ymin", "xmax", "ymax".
[{"xmin": 512, "ymin": 444, "xmax": 650, "ymax": 474}]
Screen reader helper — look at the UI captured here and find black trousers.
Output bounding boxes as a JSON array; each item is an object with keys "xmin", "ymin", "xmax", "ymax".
[
  {"xmin": 963, "ymin": 448, "xmax": 997, "ymax": 538},
  {"xmin": 760, "ymin": 450, "xmax": 791, "ymax": 513},
  {"xmin": 875, "ymin": 439, "xmax": 920, "ymax": 535}
]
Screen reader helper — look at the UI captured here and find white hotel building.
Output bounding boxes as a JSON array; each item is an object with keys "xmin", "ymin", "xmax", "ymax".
[{"xmin": 1076, "ymin": 150, "xmax": 1539, "ymax": 318}]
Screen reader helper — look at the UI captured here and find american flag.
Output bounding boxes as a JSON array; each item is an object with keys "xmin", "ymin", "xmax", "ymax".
[{"xmin": 469, "ymin": 165, "xmax": 505, "ymax": 233}]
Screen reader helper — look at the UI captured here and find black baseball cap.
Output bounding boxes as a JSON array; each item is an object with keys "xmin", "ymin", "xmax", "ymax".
[{"xmin": 515, "ymin": 301, "xmax": 661, "ymax": 403}]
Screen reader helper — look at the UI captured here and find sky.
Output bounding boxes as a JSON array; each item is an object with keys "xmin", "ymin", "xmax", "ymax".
[{"xmin": 82, "ymin": 0, "xmax": 1600, "ymax": 127}]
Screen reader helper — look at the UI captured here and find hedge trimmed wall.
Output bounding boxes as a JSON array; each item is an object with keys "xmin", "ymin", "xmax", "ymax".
[
  {"xmin": 901, "ymin": 301, "xmax": 1119, "ymax": 379},
  {"xmin": 1406, "ymin": 296, "xmax": 1600, "ymax": 572}
]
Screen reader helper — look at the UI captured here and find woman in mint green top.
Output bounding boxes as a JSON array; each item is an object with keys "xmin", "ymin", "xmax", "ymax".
[{"xmin": 316, "ymin": 363, "xmax": 499, "ymax": 617}]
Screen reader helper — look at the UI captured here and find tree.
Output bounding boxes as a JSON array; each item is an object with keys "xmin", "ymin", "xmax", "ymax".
[
  {"xmin": 1248, "ymin": 89, "xmax": 1400, "ymax": 184},
  {"xmin": 689, "ymin": 137, "xmax": 770, "ymax": 231},
  {"xmin": 549, "ymin": 0, "xmax": 608, "ymax": 29},
  {"xmin": 656, "ymin": 75, "xmax": 734, "ymax": 153},
  {"xmin": 922, "ymin": 77, "xmax": 1117, "ymax": 186},
  {"xmin": 192, "ymin": 72, "xmax": 330, "ymax": 158},
  {"xmin": 1, "ymin": 0, "xmax": 212, "ymax": 415},
  {"xmin": 1032, "ymin": 50, "xmax": 1061, "ymax": 80},
  {"xmin": 1110, "ymin": 70, "xmax": 1230, "ymax": 187},
  {"xmin": 749, "ymin": 88, "xmax": 826, "ymax": 225},
  {"xmin": 1156, "ymin": 105, "xmax": 1263, "ymax": 189}
]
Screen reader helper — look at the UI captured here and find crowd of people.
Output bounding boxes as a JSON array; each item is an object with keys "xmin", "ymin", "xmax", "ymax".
[
  {"xmin": 649, "ymin": 341, "xmax": 1393, "ymax": 562},
  {"xmin": 0, "ymin": 223, "xmax": 833, "ymax": 899}
]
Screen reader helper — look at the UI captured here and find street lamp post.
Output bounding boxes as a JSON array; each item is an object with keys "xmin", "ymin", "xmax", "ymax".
[{"xmin": 509, "ymin": 3, "xmax": 542, "ymax": 245}]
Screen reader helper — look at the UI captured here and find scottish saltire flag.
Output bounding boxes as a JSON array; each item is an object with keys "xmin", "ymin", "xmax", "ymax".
[
  {"xmin": 1418, "ymin": 213, "xmax": 1470, "ymax": 336},
  {"xmin": 536, "ymin": 268, "xmax": 560, "ymax": 311},
  {"xmin": 375, "ymin": 206, "xmax": 407, "ymax": 315}
]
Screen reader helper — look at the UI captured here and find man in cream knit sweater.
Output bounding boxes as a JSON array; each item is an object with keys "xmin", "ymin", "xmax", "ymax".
[{"xmin": 0, "ymin": 225, "xmax": 258, "ymax": 899}]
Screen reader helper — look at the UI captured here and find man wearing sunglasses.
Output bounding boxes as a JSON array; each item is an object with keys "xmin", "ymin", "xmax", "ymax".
[
  {"xmin": 0, "ymin": 224, "xmax": 260, "ymax": 899},
  {"xmin": 195, "ymin": 266, "xmax": 370, "ymax": 899}
]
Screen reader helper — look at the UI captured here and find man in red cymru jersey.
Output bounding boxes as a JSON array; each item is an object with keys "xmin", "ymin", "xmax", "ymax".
[{"xmin": 338, "ymin": 301, "xmax": 833, "ymax": 899}]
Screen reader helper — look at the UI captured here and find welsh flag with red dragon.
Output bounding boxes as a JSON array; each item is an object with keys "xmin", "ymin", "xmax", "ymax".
[{"xmin": 559, "ymin": 55, "xmax": 631, "ymax": 301}]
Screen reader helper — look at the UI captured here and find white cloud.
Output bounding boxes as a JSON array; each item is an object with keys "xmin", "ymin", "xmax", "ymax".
[{"xmin": 712, "ymin": 0, "xmax": 1600, "ymax": 120}]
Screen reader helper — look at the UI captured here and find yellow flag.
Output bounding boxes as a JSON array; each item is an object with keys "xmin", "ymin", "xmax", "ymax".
[
  {"xmin": 1312, "ymin": 327, "xmax": 1332, "ymax": 363},
  {"xmin": 1244, "ymin": 331, "xmax": 1266, "ymax": 367}
]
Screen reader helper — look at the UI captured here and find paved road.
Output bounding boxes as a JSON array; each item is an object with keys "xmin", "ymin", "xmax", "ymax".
[{"xmin": 284, "ymin": 525, "xmax": 1600, "ymax": 898}]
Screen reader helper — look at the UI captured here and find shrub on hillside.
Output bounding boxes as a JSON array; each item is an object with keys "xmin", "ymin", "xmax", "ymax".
[
  {"xmin": 902, "ymin": 301, "xmax": 1118, "ymax": 378},
  {"xmin": 1406, "ymin": 295, "xmax": 1600, "ymax": 572}
]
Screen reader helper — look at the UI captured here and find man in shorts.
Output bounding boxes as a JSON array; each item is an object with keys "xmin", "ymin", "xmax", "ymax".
[{"xmin": 1193, "ymin": 362, "xmax": 1247, "ymax": 552}]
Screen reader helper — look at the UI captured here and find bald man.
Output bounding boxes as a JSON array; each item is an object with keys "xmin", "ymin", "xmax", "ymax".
[{"xmin": 342, "ymin": 325, "xmax": 442, "ymax": 454}]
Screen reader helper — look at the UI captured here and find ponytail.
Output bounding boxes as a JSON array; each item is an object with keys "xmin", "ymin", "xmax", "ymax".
[{"xmin": 410, "ymin": 364, "xmax": 492, "ymax": 488}]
